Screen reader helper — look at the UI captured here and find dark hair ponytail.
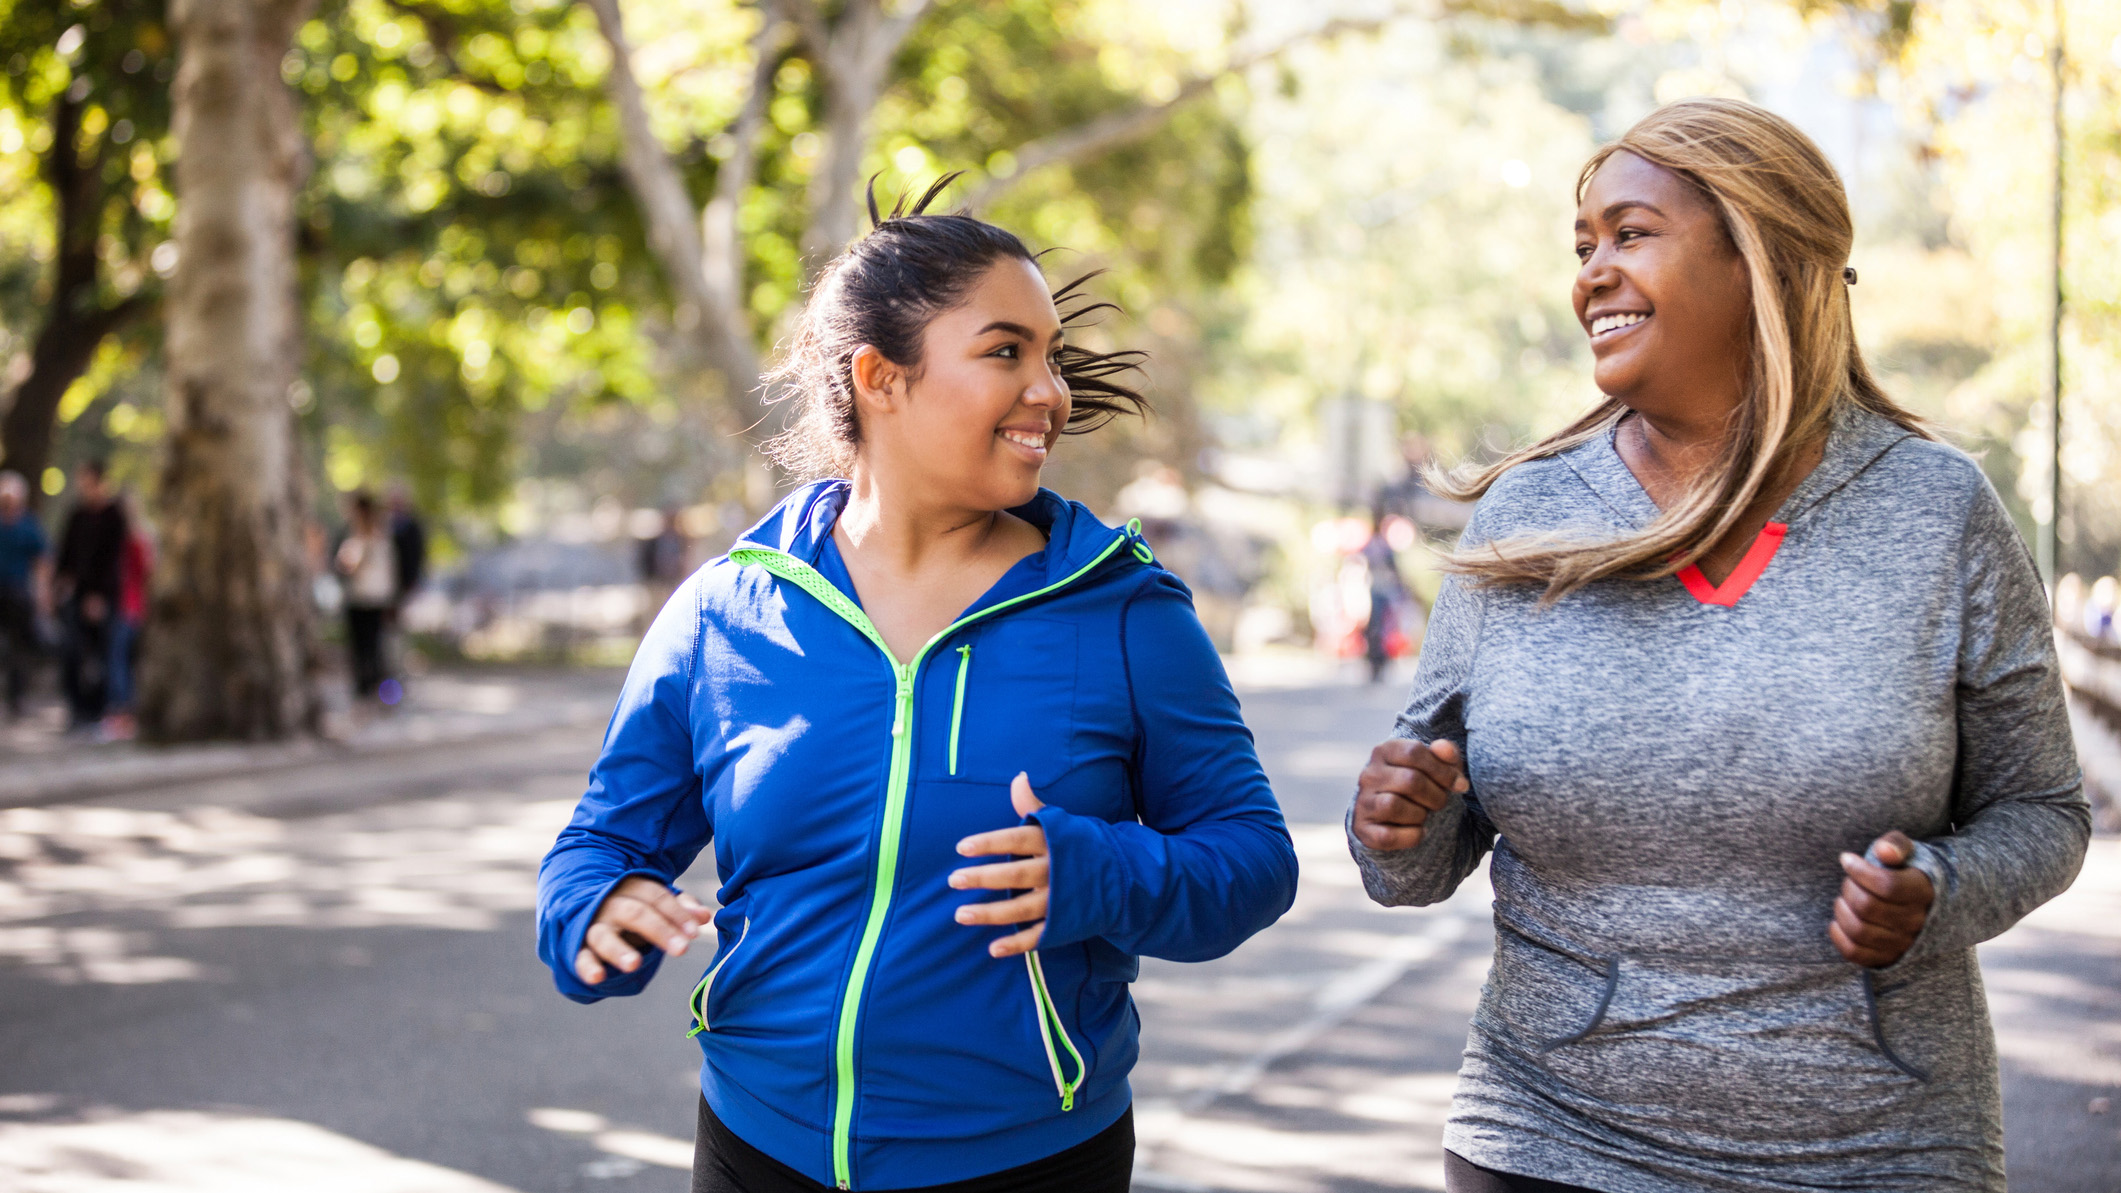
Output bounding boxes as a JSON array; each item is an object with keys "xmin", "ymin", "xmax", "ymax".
[{"xmin": 763, "ymin": 175, "xmax": 1148, "ymax": 479}]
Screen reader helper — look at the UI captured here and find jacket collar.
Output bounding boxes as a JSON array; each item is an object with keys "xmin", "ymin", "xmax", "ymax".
[{"xmin": 733, "ymin": 480, "xmax": 1134, "ymax": 600}]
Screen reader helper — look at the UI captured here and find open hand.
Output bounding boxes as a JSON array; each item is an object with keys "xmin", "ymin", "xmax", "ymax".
[
  {"xmin": 1351, "ymin": 738, "xmax": 1469, "ymax": 852},
  {"xmin": 950, "ymin": 773, "xmax": 1050, "ymax": 958},
  {"xmin": 574, "ymin": 875, "xmax": 715, "ymax": 986},
  {"xmin": 1828, "ymin": 831, "xmax": 1934, "ymax": 969}
]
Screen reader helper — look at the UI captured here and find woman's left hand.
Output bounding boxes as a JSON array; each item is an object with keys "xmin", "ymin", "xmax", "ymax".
[
  {"xmin": 1829, "ymin": 831, "xmax": 1935, "ymax": 968},
  {"xmin": 950, "ymin": 773, "xmax": 1050, "ymax": 958}
]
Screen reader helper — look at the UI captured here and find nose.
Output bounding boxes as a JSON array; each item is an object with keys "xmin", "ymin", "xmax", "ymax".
[
  {"xmin": 1573, "ymin": 242, "xmax": 1618, "ymax": 309},
  {"xmin": 1024, "ymin": 357, "xmax": 1067, "ymax": 410}
]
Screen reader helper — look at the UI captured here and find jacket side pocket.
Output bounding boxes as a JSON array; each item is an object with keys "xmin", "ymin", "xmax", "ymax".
[{"xmin": 686, "ymin": 917, "xmax": 749, "ymax": 1038}]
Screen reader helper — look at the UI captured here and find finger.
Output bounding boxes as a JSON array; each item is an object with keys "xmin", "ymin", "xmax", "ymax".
[
  {"xmin": 607, "ymin": 897, "xmax": 693, "ymax": 957},
  {"xmin": 1827, "ymin": 919, "xmax": 1889, "ymax": 967},
  {"xmin": 1841, "ymin": 882, "xmax": 1927, "ymax": 936},
  {"xmin": 1838, "ymin": 853, "xmax": 1930, "ymax": 907},
  {"xmin": 949, "ymin": 858, "xmax": 1048, "ymax": 890},
  {"xmin": 956, "ymin": 890, "xmax": 1048, "ymax": 926},
  {"xmin": 1376, "ymin": 738, "xmax": 1469, "ymax": 793},
  {"xmin": 957, "ymin": 825, "xmax": 1048, "ymax": 858},
  {"xmin": 632, "ymin": 885, "xmax": 707, "ymax": 939},
  {"xmin": 673, "ymin": 890, "xmax": 717, "ymax": 924},
  {"xmin": 574, "ymin": 946, "xmax": 607, "ymax": 986},
  {"xmin": 1869, "ymin": 831, "xmax": 1915, "ymax": 868},
  {"xmin": 1356, "ymin": 783, "xmax": 1441, "ymax": 827},
  {"xmin": 1411, "ymin": 740, "xmax": 1469, "ymax": 793},
  {"xmin": 584, "ymin": 922, "xmax": 643, "ymax": 973},
  {"xmin": 988, "ymin": 923, "xmax": 1045, "ymax": 958},
  {"xmin": 1010, "ymin": 772, "xmax": 1044, "ymax": 817},
  {"xmin": 1359, "ymin": 763, "xmax": 1451, "ymax": 813},
  {"xmin": 1834, "ymin": 895, "xmax": 1908, "ymax": 949},
  {"xmin": 1353, "ymin": 820, "xmax": 1424, "ymax": 852}
]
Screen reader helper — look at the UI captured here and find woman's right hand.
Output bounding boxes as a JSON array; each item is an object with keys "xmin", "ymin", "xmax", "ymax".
[
  {"xmin": 574, "ymin": 875, "xmax": 716, "ymax": 986},
  {"xmin": 1351, "ymin": 738, "xmax": 1469, "ymax": 852}
]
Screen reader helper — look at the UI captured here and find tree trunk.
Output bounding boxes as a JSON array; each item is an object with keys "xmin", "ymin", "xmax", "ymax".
[
  {"xmin": 139, "ymin": 0, "xmax": 321, "ymax": 742},
  {"xmin": 0, "ymin": 79, "xmax": 151, "ymax": 502}
]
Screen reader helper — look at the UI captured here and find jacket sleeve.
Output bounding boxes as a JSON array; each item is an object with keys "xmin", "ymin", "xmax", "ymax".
[
  {"xmin": 1893, "ymin": 480, "xmax": 2089, "ymax": 968},
  {"xmin": 1346, "ymin": 559, "xmax": 1497, "ymax": 908},
  {"xmin": 536, "ymin": 579, "xmax": 714, "ymax": 1002},
  {"xmin": 1031, "ymin": 572, "xmax": 1298, "ymax": 962}
]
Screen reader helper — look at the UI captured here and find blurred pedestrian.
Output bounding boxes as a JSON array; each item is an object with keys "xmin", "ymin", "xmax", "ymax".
[
  {"xmin": 52, "ymin": 459, "xmax": 126, "ymax": 732},
  {"xmin": 1360, "ymin": 502, "xmax": 1408, "ymax": 684},
  {"xmin": 538, "ymin": 187, "xmax": 1297, "ymax": 1193},
  {"xmin": 0, "ymin": 470, "xmax": 50, "ymax": 720},
  {"xmin": 387, "ymin": 485, "xmax": 427, "ymax": 608},
  {"xmin": 636, "ymin": 504, "xmax": 688, "ymax": 624},
  {"xmin": 100, "ymin": 492, "xmax": 152, "ymax": 741},
  {"xmin": 1350, "ymin": 99, "xmax": 2086, "ymax": 1193},
  {"xmin": 334, "ymin": 491, "xmax": 397, "ymax": 701}
]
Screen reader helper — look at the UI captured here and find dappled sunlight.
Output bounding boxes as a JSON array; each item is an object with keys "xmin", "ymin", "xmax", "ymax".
[
  {"xmin": 0, "ymin": 1105, "xmax": 525, "ymax": 1192},
  {"xmin": 0, "ymin": 793, "xmax": 580, "ymax": 983},
  {"xmin": 525, "ymin": 1106, "xmax": 692, "ymax": 1172}
]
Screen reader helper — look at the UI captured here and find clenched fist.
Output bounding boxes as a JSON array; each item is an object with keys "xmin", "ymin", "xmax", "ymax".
[
  {"xmin": 1351, "ymin": 737, "xmax": 1469, "ymax": 853},
  {"xmin": 1828, "ymin": 831, "xmax": 1934, "ymax": 969}
]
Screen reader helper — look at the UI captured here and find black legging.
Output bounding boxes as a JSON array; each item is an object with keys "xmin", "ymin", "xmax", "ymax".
[
  {"xmin": 691, "ymin": 1097, "xmax": 1133, "ymax": 1193},
  {"xmin": 346, "ymin": 605, "xmax": 387, "ymax": 698},
  {"xmin": 1445, "ymin": 1150, "xmax": 1604, "ymax": 1193}
]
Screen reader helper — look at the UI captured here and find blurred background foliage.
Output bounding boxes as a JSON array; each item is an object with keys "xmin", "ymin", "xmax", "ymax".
[{"xmin": 0, "ymin": 0, "xmax": 2113, "ymax": 619}]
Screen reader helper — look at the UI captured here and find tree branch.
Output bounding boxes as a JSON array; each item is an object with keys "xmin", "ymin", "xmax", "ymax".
[
  {"xmin": 583, "ymin": 0, "xmax": 763, "ymax": 429},
  {"xmin": 962, "ymin": 13, "xmax": 1404, "ymax": 211},
  {"xmin": 702, "ymin": 8, "xmax": 784, "ymax": 315}
]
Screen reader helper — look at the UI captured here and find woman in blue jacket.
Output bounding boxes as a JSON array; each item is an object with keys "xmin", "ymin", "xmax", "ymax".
[{"xmin": 536, "ymin": 182, "xmax": 1300, "ymax": 1193}]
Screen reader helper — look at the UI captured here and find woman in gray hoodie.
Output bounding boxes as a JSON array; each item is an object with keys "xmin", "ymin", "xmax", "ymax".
[{"xmin": 1348, "ymin": 98, "xmax": 2088, "ymax": 1193}]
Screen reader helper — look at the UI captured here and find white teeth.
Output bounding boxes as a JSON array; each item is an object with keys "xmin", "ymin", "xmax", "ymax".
[
  {"xmin": 1001, "ymin": 430, "xmax": 1047, "ymax": 451},
  {"xmin": 1591, "ymin": 312, "xmax": 1649, "ymax": 336}
]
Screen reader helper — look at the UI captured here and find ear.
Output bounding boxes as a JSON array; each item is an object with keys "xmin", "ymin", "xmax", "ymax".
[{"xmin": 849, "ymin": 345, "xmax": 905, "ymax": 416}]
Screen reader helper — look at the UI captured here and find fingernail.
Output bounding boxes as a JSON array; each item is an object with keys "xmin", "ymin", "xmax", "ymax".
[
  {"xmin": 619, "ymin": 954, "xmax": 638, "ymax": 970},
  {"xmin": 668, "ymin": 937, "xmax": 688, "ymax": 955},
  {"xmin": 1839, "ymin": 852, "xmax": 1861, "ymax": 867},
  {"xmin": 955, "ymin": 907, "xmax": 972, "ymax": 923},
  {"xmin": 1454, "ymin": 779, "xmax": 1469, "ymax": 793},
  {"xmin": 947, "ymin": 873, "xmax": 964, "ymax": 889}
]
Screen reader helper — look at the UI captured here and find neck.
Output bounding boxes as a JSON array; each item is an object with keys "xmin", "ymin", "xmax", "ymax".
[{"xmin": 836, "ymin": 466, "xmax": 1005, "ymax": 576}]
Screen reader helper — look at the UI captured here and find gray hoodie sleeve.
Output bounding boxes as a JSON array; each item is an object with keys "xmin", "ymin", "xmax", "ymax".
[
  {"xmin": 1894, "ymin": 479, "xmax": 2091, "ymax": 968},
  {"xmin": 1347, "ymin": 566, "xmax": 1497, "ymax": 907}
]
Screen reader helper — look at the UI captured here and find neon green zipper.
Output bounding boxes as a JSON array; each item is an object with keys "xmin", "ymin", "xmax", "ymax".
[
  {"xmin": 729, "ymin": 529, "xmax": 1132, "ymax": 1190},
  {"xmin": 948, "ymin": 646, "xmax": 972, "ymax": 775},
  {"xmin": 1025, "ymin": 951, "xmax": 1086, "ymax": 1110},
  {"xmin": 685, "ymin": 916, "xmax": 749, "ymax": 1039}
]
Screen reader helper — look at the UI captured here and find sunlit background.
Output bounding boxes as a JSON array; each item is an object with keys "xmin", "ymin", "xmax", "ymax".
[{"xmin": 1, "ymin": 1, "xmax": 2118, "ymax": 1190}]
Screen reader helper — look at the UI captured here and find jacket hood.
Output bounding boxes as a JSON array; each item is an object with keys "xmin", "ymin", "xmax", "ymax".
[{"xmin": 733, "ymin": 480, "xmax": 1143, "ymax": 592}]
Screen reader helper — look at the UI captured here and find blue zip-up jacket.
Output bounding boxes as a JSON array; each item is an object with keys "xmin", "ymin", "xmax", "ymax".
[{"xmin": 536, "ymin": 481, "xmax": 1298, "ymax": 1190}]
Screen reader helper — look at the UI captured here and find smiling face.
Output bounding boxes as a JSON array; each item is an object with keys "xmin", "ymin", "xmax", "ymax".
[
  {"xmin": 1573, "ymin": 151, "xmax": 1753, "ymax": 428},
  {"xmin": 851, "ymin": 256, "xmax": 1070, "ymax": 512}
]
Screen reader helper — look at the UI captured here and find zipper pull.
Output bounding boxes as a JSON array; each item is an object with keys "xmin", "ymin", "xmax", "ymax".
[{"xmin": 892, "ymin": 673, "xmax": 912, "ymax": 737}]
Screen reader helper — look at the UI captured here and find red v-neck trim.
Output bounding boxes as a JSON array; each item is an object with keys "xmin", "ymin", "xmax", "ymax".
[{"xmin": 1677, "ymin": 522, "xmax": 1787, "ymax": 607}]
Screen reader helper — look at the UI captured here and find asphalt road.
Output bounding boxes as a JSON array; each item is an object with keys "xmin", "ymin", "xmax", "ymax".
[{"xmin": 0, "ymin": 662, "xmax": 2115, "ymax": 1192}]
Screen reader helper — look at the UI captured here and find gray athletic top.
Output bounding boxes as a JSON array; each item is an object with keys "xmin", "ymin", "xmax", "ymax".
[{"xmin": 1348, "ymin": 403, "xmax": 2089, "ymax": 1192}]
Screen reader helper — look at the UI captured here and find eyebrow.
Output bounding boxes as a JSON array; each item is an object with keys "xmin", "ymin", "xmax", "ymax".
[
  {"xmin": 1574, "ymin": 200, "xmax": 1667, "ymax": 231},
  {"xmin": 977, "ymin": 320, "xmax": 1063, "ymax": 344}
]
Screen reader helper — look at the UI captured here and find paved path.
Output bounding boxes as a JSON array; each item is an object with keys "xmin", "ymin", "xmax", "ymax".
[{"xmin": 0, "ymin": 661, "xmax": 2113, "ymax": 1191}]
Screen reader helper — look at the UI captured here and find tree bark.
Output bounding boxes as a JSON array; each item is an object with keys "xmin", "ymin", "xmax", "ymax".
[
  {"xmin": 0, "ymin": 77, "xmax": 153, "ymax": 502},
  {"xmin": 140, "ymin": 0, "xmax": 322, "ymax": 742}
]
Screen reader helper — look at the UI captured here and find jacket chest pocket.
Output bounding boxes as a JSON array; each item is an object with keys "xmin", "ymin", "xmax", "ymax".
[{"xmin": 932, "ymin": 619, "xmax": 1079, "ymax": 787}]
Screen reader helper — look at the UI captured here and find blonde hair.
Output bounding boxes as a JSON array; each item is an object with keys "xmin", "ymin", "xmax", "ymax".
[{"xmin": 1436, "ymin": 97, "xmax": 1932, "ymax": 599}]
